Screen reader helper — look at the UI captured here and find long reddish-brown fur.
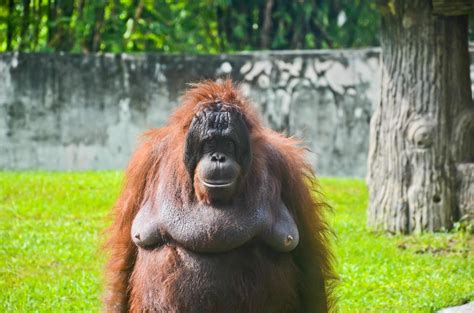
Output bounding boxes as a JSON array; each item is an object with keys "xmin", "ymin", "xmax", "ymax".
[{"xmin": 104, "ymin": 80, "xmax": 336, "ymax": 312}]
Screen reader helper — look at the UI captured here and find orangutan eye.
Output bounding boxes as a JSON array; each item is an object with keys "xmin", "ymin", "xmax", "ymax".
[
  {"xmin": 201, "ymin": 138, "xmax": 215, "ymax": 154},
  {"xmin": 226, "ymin": 140, "xmax": 236, "ymax": 154}
]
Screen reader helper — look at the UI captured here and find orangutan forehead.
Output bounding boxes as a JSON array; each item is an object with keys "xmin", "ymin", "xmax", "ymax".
[
  {"xmin": 198, "ymin": 101, "xmax": 241, "ymax": 114},
  {"xmin": 193, "ymin": 101, "xmax": 243, "ymax": 131},
  {"xmin": 207, "ymin": 110, "xmax": 230, "ymax": 130}
]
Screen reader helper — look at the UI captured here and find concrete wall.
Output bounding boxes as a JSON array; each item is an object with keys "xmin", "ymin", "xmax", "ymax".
[{"xmin": 0, "ymin": 50, "xmax": 389, "ymax": 176}]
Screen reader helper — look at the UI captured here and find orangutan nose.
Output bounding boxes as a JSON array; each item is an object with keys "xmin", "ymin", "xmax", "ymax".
[{"xmin": 210, "ymin": 153, "xmax": 226, "ymax": 163}]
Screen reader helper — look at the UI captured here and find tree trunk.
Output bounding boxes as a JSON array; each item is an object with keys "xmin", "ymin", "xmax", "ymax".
[
  {"xmin": 367, "ymin": 0, "xmax": 474, "ymax": 233},
  {"xmin": 260, "ymin": 0, "xmax": 274, "ymax": 49},
  {"xmin": 47, "ymin": 0, "xmax": 57, "ymax": 46},
  {"xmin": 216, "ymin": 6, "xmax": 226, "ymax": 52},
  {"xmin": 33, "ymin": 0, "xmax": 41, "ymax": 50},
  {"xmin": 7, "ymin": 0, "xmax": 14, "ymax": 51},
  {"xmin": 19, "ymin": 0, "xmax": 31, "ymax": 50},
  {"xmin": 456, "ymin": 164, "xmax": 474, "ymax": 222}
]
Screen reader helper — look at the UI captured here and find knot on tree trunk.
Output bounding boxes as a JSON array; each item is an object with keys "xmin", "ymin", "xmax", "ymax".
[{"xmin": 406, "ymin": 117, "xmax": 436, "ymax": 149}]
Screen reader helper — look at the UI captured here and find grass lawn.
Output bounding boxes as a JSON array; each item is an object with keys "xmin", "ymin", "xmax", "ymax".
[{"xmin": 0, "ymin": 172, "xmax": 472, "ymax": 312}]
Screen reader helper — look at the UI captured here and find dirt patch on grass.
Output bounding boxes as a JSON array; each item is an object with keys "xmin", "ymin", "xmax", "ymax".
[{"xmin": 397, "ymin": 237, "xmax": 473, "ymax": 256}]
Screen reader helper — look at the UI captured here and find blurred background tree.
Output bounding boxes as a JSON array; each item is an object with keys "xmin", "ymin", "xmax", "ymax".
[
  {"xmin": 0, "ymin": 0, "xmax": 473, "ymax": 53},
  {"xmin": 0, "ymin": 0, "xmax": 379, "ymax": 53}
]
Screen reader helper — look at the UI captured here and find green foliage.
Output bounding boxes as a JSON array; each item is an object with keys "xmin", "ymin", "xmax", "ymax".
[
  {"xmin": 0, "ymin": 0, "xmax": 381, "ymax": 53},
  {"xmin": 0, "ymin": 172, "xmax": 472, "ymax": 311}
]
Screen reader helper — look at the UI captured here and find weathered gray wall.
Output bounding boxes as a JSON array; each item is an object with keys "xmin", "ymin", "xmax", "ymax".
[{"xmin": 0, "ymin": 49, "xmax": 387, "ymax": 176}]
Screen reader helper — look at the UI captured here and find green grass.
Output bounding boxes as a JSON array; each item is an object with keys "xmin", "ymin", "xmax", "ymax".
[{"xmin": 0, "ymin": 172, "xmax": 472, "ymax": 312}]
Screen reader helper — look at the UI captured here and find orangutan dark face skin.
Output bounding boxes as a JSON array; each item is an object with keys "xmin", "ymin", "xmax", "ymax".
[{"xmin": 185, "ymin": 103, "xmax": 252, "ymax": 203}]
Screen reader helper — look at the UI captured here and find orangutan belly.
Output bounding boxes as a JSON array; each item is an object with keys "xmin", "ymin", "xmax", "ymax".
[{"xmin": 129, "ymin": 245, "xmax": 300, "ymax": 313}]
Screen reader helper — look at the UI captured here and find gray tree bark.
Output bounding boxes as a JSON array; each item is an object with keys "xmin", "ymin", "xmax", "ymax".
[{"xmin": 367, "ymin": 0, "xmax": 474, "ymax": 233}]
